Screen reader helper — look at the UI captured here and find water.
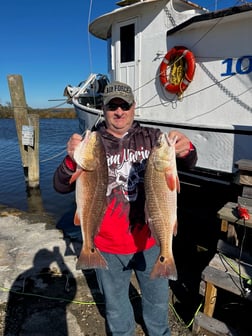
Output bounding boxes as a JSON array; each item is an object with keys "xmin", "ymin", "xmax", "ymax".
[{"xmin": 0, "ymin": 118, "xmax": 80, "ymax": 222}]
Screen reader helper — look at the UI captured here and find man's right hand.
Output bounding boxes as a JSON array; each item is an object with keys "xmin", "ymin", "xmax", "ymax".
[{"xmin": 67, "ymin": 133, "xmax": 82, "ymax": 161}]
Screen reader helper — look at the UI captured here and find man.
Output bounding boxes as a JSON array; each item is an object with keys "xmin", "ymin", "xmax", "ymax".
[{"xmin": 54, "ymin": 81, "xmax": 197, "ymax": 336}]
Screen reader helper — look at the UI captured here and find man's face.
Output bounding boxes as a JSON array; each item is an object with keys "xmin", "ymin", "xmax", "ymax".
[{"xmin": 103, "ymin": 98, "xmax": 135, "ymax": 137}]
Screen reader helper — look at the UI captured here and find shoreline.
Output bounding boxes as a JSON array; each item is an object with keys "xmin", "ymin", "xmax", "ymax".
[{"xmin": 0, "ymin": 107, "xmax": 76, "ymax": 119}]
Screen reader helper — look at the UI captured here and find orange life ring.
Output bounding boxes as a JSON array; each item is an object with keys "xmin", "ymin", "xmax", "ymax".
[{"xmin": 159, "ymin": 46, "xmax": 196, "ymax": 95}]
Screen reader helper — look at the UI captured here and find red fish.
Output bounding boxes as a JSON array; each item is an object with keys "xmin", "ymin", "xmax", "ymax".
[
  {"xmin": 70, "ymin": 130, "xmax": 108, "ymax": 270},
  {"xmin": 144, "ymin": 133, "xmax": 180, "ymax": 280}
]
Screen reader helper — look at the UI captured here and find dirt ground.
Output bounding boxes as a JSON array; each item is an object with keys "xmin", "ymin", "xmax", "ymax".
[
  {"xmin": 0, "ymin": 267, "xmax": 195, "ymax": 336},
  {"xmin": 0, "ymin": 203, "xmax": 199, "ymax": 336},
  {"xmin": 2, "ymin": 233, "xmax": 252, "ymax": 336}
]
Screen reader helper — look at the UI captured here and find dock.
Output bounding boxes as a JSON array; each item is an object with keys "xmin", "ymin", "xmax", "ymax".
[{"xmin": 193, "ymin": 160, "xmax": 252, "ymax": 335}]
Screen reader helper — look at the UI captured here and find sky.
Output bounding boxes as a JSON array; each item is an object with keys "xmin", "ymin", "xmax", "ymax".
[{"xmin": 0, "ymin": 0, "xmax": 248, "ymax": 108}]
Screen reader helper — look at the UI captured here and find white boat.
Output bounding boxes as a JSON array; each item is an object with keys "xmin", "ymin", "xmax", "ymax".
[{"xmin": 64, "ymin": 0, "xmax": 252, "ymax": 185}]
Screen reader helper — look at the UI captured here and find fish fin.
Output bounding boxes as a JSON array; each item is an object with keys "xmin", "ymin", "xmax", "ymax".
[
  {"xmin": 69, "ymin": 168, "xmax": 83, "ymax": 184},
  {"xmin": 144, "ymin": 204, "xmax": 151, "ymax": 227},
  {"xmin": 173, "ymin": 220, "xmax": 178, "ymax": 236},
  {"xmin": 164, "ymin": 170, "xmax": 180, "ymax": 193},
  {"xmin": 73, "ymin": 212, "xmax": 81, "ymax": 226},
  {"xmin": 176, "ymin": 176, "xmax": 181, "ymax": 193},
  {"xmin": 165, "ymin": 171, "xmax": 176, "ymax": 191},
  {"xmin": 150, "ymin": 255, "xmax": 177, "ymax": 280},
  {"xmin": 76, "ymin": 247, "xmax": 108, "ymax": 270}
]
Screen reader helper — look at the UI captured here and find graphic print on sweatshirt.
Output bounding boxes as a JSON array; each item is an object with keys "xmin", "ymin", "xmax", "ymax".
[{"xmin": 106, "ymin": 147, "xmax": 150, "ymax": 203}]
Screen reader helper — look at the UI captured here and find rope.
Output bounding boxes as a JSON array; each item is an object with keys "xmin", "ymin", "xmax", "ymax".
[
  {"xmin": 0, "ymin": 285, "xmax": 102, "ymax": 305},
  {"xmin": 170, "ymin": 56, "xmax": 185, "ymax": 86},
  {"xmin": 47, "ymin": 100, "xmax": 69, "ymax": 109},
  {"xmin": 0, "ymin": 278, "xmax": 203, "ymax": 331},
  {"xmin": 40, "ymin": 148, "xmax": 66, "ymax": 163},
  {"xmin": 218, "ymin": 217, "xmax": 252, "ymax": 298},
  {"xmin": 168, "ymin": 300, "xmax": 203, "ymax": 329},
  {"xmin": 87, "ymin": 0, "xmax": 94, "ymax": 73}
]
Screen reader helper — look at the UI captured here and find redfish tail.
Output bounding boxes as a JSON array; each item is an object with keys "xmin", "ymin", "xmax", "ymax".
[
  {"xmin": 150, "ymin": 255, "xmax": 178, "ymax": 280},
  {"xmin": 76, "ymin": 247, "xmax": 108, "ymax": 270}
]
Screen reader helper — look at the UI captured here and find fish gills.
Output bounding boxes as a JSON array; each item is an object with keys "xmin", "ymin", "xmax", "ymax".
[
  {"xmin": 144, "ymin": 133, "xmax": 180, "ymax": 280},
  {"xmin": 70, "ymin": 131, "xmax": 108, "ymax": 270}
]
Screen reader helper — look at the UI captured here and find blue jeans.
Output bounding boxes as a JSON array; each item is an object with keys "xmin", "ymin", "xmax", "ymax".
[{"xmin": 95, "ymin": 245, "xmax": 170, "ymax": 336}]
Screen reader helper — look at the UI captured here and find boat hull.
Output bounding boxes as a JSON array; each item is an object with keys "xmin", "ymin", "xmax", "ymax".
[
  {"xmin": 66, "ymin": 0, "xmax": 252, "ymax": 181},
  {"xmin": 74, "ymin": 101, "xmax": 252, "ymax": 178}
]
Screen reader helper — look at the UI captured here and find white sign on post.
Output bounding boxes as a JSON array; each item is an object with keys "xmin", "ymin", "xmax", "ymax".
[{"xmin": 22, "ymin": 125, "xmax": 34, "ymax": 146}]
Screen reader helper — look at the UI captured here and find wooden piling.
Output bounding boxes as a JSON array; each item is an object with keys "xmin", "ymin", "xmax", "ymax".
[
  {"xmin": 7, "ymin": 74, "xmax": 40, "ymax": 188},
  {"xmin": 8, "ymin": 75, "xmax": 29, "ymax": 173},
  {"xmin": 27, "ymin": 114, "xmax": 40, "ymax": 188}
]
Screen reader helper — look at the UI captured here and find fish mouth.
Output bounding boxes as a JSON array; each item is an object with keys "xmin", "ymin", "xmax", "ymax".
[
  {"xmin": 82, "ymin": 129, "xmax": 92, "ymax": 142},
  {"xmin": 164, "ymin": 133, "xmax": 178, "ymax": 146}
]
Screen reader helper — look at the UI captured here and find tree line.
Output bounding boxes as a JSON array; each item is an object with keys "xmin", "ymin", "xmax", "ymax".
[{"xmin": 0, "ymin": 104, "xmax": 76, "ymax": 119}]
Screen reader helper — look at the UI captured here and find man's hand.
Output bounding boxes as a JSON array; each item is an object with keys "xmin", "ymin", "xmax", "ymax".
[
  {"xmin": 67, "ymin": 133, "xmax": 82, "ymax": 161},
  {"xmin": 168, "ymin": 130, "xmax": 193, "ymax": 158}
]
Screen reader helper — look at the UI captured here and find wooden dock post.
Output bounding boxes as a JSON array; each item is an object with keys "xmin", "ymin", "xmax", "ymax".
[
  {"xmin": 7, "ymin": 74, "xmax": 40, "ymax": 188},
  {"xmin": 27, "ymin": 114, "xmax": 40, "ymax": 188}
]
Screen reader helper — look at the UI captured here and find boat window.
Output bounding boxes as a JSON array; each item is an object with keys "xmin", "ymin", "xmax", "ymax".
[{"xmin": 120, "ymin": 24, "xmax": 135, "ymax": 63}]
